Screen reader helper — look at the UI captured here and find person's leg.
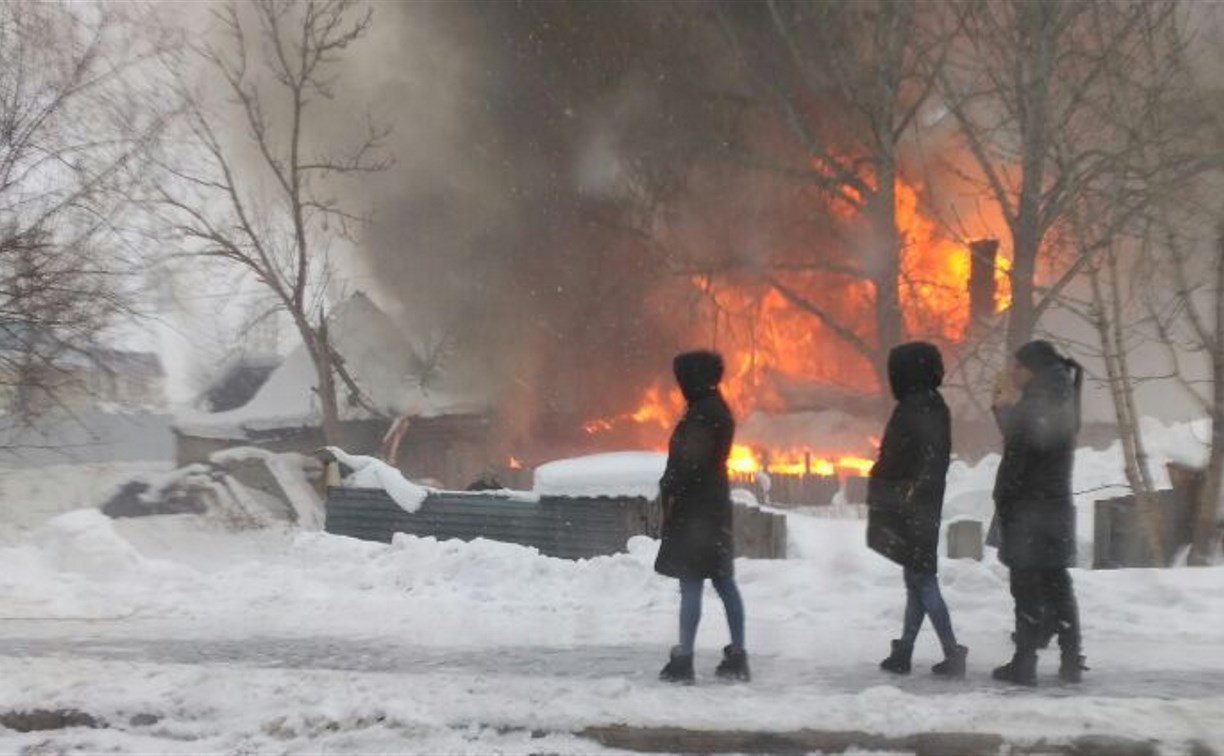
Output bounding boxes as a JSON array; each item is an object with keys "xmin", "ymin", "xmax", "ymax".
[
  {"xmin": 661, "ymin": 578, "xmax": 702, "ymax": 683},
  {"xmin": 900, "ymin": 567, "xmax": 926, "ymax": 646},
  {"xmin": 912, "ymin": 571, "xmax": 958, "ymax": 652},
  {"xmin": 710, "ymin": 575, "xmax": 751, "ymax": 681},
  {"xmin": 678, "ymin": 578, "xmax": 704, "ymax": 655},
  {"xmin": 1046, "ymin": 569, "xmax": 1086, "ymax": 681},
  {"xmin": 912, "ymin": 570, "xmax": 967, "ymax": 677},
  {"xmin": 1009, "ymin": 568, "xmax": 1045, "ymax": 653},
  {"xmin": 710, "ymin": 575, "xmax": 745, "ymax": 651},
  {"xmin": 1045, "ymin": 569, "xmax": 1081, "ymax": 653},
  {"xmin": 882, "ymin": 569, "xmax": 921, "ymax": 674},
  {"xmin": 995, "ymin": 569, "xmax": 1041, "ymax": 685}
]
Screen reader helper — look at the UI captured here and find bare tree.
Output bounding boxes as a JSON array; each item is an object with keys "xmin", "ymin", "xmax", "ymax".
[
  {"xmin": 712, "ymin": 0, "xmax": 954, "ymax": 388},
  {"xmin": 156, "ymin": 0, "xmax": 389, "ymax": 444},
  {"xmin": 0, "ymin": 1, "xmax": 169, "ymax": 429},
  {"xmin": 1046, "ymin": 0, "xmax": 1200, "ymax": 564},
  {"xmin": 940, "ymin": 0, "xmax": 1178, "ymax": 352}
]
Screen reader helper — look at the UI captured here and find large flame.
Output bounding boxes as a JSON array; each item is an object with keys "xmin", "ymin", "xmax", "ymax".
[
  {"xmin": 583, "ymin": 172, "xmax": 1006, "ymax": 477},
  {"xmin": 729, "ymin": 443, "xmax": 874, "ymax": 478}
]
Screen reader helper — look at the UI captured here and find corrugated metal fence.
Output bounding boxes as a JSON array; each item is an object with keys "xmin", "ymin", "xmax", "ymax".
[{"xmin": 326, "ymin": 487, "xmax": 787, "ymax": 560}]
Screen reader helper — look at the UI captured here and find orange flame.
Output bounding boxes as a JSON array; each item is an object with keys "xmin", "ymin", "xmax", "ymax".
[
  {"xmin": 728, "ymin": 443, "xmax": 874, "ymax": 478},
  {"xmin": 582, "ymin": 170, "xmax": 1003, "ymax": 477}
]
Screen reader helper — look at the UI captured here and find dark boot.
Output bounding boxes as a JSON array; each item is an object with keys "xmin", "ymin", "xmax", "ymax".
[
  {"xmin": 931, "ymin": 644, "xmax": 968, "ymax": 679},
  {"xmin": 659, "ymin": 646, "xmax": 694, "ymax": 685},
  {"xmin": 714, "ymin": 645, "xmax": 751, "ymax": 682},
  {"xmin": 992, "ymin": 651, "xmax": 1038, "ymax": 687},
  {"xmin": 879, "ymin": 639, "xmax": 913, "ymax": 675},
  {"xmin": 1059, "ymin": 653, "xmax": 1088, "ymax": 684}
]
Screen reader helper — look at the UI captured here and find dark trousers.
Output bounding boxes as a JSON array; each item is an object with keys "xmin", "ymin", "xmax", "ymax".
[
  {"xmin": 1010, "ymin": 568, "xmax": 1081, "ymax": 656},
  {"xmin": 900, "ymin": 567, "xmax": 958, "ymax": 653}
]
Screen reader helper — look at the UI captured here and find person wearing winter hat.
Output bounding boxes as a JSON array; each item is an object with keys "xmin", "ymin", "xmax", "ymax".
[
  {"xmin": 869, "ymin": 342, "xmax": 967, "ymax": 679},
  {"xmin": 654, "ymin": 350, "xmax": 749, "ymax": 684},
  {"xmin": 990, "ymin": 339, "xmax": 1088, "ymax": 686}
]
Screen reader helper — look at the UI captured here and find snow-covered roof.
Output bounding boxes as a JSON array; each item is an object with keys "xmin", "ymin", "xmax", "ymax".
[{"xmin": 175, "ymin": 293, "xmax": 487, "ymax": 439}]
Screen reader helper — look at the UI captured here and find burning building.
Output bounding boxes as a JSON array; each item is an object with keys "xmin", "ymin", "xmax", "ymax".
[{"xmin": 329, "ymin": 2, "xmax": 1030, "ymax": 495}]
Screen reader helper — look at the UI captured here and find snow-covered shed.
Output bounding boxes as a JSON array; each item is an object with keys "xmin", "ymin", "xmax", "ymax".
[{"xmin": 174, "ymin": 293, "xmax": 495, "ymax": 488}]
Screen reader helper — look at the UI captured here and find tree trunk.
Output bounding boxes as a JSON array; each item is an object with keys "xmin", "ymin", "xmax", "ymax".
[
  {"xmin": 314, "ymin": 315, "xmax": 343, "ymax": 447},
  {"xmin": 1189, "ymin": 403, "xmax": 1224, "ymax": 565},
  {"xmin": 870, "ymin": 164, "xmax": 904, "ymax": 386},
  {"xmin": 293, "ymin": 311, "xmax": 343, "ymax": 448},
  {"xmin": 1006, "ymin": 240, "xmax": 1039, "ymax": 353},
  {"xmin": 1189, "ymin": 241, "xmax": 1224, "ymax": 565},
  {"xmin": 1006, "ymin": 0, "xmax": 1057, "ymax": 354},
  {"xmin": 1089, "ymin": 250, "xmax": 1165, "ymax": 564}
]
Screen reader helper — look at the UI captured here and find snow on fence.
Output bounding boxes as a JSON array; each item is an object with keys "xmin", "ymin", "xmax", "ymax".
[{"xmin": 325, "ymin": 488, "xmax": 787, "ymax": 560}]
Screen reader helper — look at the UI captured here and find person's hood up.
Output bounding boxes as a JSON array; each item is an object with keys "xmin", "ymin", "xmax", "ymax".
[
  {"xmin": 887, "ymin": 342, "xmax": 944, "ymax": 401},
  {"xmin": 1026, "ymin": 358, "xmax": 1076, "ymax": 402},
  {"xmin": 1017, "ymin": 340, "xmax": 1080, "ymax": 403},
  {"xmin": 673, "ymin": 350, "xmax": 724, "ymax": 403}
]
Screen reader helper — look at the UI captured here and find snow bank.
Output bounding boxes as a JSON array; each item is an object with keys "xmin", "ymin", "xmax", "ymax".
[
  {"xmin": 327, "ymin": 447, "xmax": 432, "ymax": 512},
  {"xmin": 0, "ymin": 510, "xmax": 190, "ymax": 619},
  {"xmin": 533, "ymin": 452, "xmax": 666, "ymax": 498},
  {"xmin": 209, "ymin": 447, "xmax": 324, "ymax": 529},
  {"xmin": 0, "ymin": 471, "xmax": 1222, "ymax": 755},
  {"xmin": 0, "ymin": 461, "xmax": 171, "ymax": 541},
  {"xmin": 29, "ymin": 510, "xmax": 150, "ymax": 577},
  {"xmin": 0, "ymin": 510, "xmax": 1221, "ymax": 752}
]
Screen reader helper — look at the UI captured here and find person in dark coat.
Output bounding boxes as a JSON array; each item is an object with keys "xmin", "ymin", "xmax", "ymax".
[
  {"xmin": 655, "ymin": 350, "xmax": 749, "ymax": 684},
  {"xmin": 990, "ymin": 339, "xmax": 1087, "ymax": 686},
  {"xmin": 868, "ymin": 342, "xmax": 967, "ymax": 678}
]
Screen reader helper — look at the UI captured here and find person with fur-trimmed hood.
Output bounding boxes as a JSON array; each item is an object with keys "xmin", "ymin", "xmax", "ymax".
[
  {"xmin": 990, "ymin": 339, "xmax": 1087, "ymax": 687},
  {"xmin": 868, "ymin": 342, "xmax": 967, "ymax": 678},
  {"xmin": 655, "ymin": 350, "xmax": 749, "ymax": 684}
]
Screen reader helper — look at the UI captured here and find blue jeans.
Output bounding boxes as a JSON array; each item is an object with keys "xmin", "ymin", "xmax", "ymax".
[
  {"xmin": 901, "ymin": 567, "xmax": 957, "ymax": 652},
  {"xmin": 678, "ymin": 576, "xmax": 745, "ymax": 655}
]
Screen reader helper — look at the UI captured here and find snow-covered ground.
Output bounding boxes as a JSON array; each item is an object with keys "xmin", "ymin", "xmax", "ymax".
[{"xmin": 0, "ymin": 420, "xmax": 1221, "ymax": 754}]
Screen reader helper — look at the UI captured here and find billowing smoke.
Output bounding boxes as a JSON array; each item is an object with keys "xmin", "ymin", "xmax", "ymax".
[{"xmin": 349, "ymin": 2, "xmax": 740, "ymax": 447}]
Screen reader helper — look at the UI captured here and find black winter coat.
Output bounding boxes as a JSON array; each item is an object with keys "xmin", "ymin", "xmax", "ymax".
[
  {"xmin": 867, "ymin": 343, "xmax": 951, "ymax": 574},
  {"xmin": 992, "ymin": 362, "xmax": 1080, "ymax": 569},
  {"xmin": 654, "ymin": 356, "xmax": 736, "ymax": 580}
]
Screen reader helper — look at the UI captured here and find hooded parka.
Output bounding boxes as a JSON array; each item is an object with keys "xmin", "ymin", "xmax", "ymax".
[
  {"xmin": 867, "ymin": 342, "xmax": 952, "ymax": 573},
  {"xmin": 654, "ymin": 351, "xmax": 736, "ymax": 580}
]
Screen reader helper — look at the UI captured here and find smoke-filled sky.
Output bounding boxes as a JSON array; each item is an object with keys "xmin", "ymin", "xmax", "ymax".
[
  {"xmin": 343, "ymin": 2, "xmax": 745, "ymax": 437},
  {"xmin": 149, "ymin": 0, "xmax": 1223, "ymax": 436}
]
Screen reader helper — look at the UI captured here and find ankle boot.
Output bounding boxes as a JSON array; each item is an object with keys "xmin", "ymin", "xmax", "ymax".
[
  {"xmin": 879, "ymin": 639, "xmax": 913, "ymax": 675},
  {"xmin": 714, "ymin": 645, "xmax": 751, "ymax": 682},
  {"xmin": 1059, "ymin": 653, "xmax": 1088, "ymax": 684},
  {"xmin": 992, "ymin": 651, "xmax": 1038, "ymax": 687},
  {"xmin": 659, "ymin": 646, "xmax": 694, "ymax": 684},
  {"xmin": 932, "ymin": 644, "xmax": 968, "ymax": 678}
]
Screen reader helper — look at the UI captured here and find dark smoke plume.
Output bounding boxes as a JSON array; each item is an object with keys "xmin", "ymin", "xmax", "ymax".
[{"xmin": 354, "ymin": 2, "xmax": 741, "ymax": 447}]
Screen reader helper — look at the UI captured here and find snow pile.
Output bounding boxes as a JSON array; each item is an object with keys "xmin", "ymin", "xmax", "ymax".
[
  {"xmin": 0, "ymin": 461, "xmax": 171, "ymax": 543},
  {"xmin": 1, "ymin": 417, "xmax": 1222, "ymax": 752},
  {"xmin": 28, "ymin": 510, "xmax": 150, "ymax": 577},
  {"xmin": 0, "ymin": 502, "xmax": 1221, "ymax": 751},
  {"xmin": 327, "ymin": 447, "xmax": 432, "ymax": 513},
  {"xmin": 0, "ymin": 510, "xmax": 190, "ymax": 619},
  {"xmin": 533, "ymin": 452, "xmax": 666, "ymax": 498},
  {"xmin": 210, "ymin": 447, "xmax": 324, "ymax": 529}
]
